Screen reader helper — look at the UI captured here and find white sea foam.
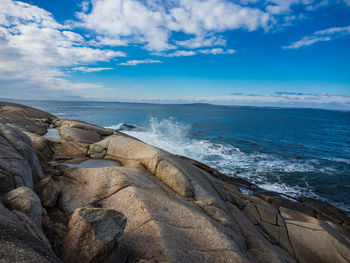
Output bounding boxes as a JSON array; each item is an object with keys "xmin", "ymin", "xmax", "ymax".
[
  {"xmin": 113, "ymin": 117, "xmax": 319, "ymax": 175},
  {"xmin": 322, "ymin": 157, "xmax": 350, "ymax": 165},
  {"xmin": 108, "ymin": 123, "xmax": 125, "ymax": 130},
  {"xmin": 106, "ymin": 117, "xmax": 349, "ymax": 213}
]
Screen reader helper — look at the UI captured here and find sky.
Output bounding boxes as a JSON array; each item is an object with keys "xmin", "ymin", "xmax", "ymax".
[{"xmin": 0, "ymin": 0, "xmax": 350, "ymax": 109}]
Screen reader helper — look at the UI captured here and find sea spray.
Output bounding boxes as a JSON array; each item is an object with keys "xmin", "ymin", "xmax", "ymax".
[
  {"xmin": 18, "ymin": 100, "xmax": 350, "ymax": 214},
  {"xmin": 106, "ymin": 117, "xmax": 350, "ymax": 213}
]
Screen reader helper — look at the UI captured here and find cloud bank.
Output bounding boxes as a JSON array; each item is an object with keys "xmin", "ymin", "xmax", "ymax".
[
  {"xmin": 0, "ymin": 0, "xmax": 125, "ymax": 93},
  {"xmin": 0, "ymin": 0, "xmax": 349, "ymax": 107},
  {"xmin": 75, "ymin": 0, "xmax": 350, "ymax": 53},
  {"xmin": 120, "ymin": 92, "xmax": 350, "ymax": 110},
  {"xmin": 75, "ymin": 0, "xmax": 269, "ymax": 52}
]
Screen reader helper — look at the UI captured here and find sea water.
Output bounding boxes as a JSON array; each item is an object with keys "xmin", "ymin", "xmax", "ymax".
[{"xmin": 14, "ymin": 100, "xmax": 350, "ymax": 213}]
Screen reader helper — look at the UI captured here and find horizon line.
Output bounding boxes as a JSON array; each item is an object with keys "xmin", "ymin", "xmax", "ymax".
[{"xmin": 1, "ymin": 97, "xmax": 349, "ymax": 113}]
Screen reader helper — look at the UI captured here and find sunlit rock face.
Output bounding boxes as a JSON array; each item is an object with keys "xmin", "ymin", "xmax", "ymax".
[{"xmin": 0, "ymin": 101, "xmax": 350, "ymax": 263}]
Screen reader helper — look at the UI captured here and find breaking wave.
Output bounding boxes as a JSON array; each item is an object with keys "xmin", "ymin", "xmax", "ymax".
[{"xmin": 107, "ymin": 117, "xmax": 350, "ymax": 213}]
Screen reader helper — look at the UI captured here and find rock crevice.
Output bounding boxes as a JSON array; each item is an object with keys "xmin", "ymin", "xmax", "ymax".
[{"xmin": 1, "ymin": 102, "xmax": 350, "ymax": 263}]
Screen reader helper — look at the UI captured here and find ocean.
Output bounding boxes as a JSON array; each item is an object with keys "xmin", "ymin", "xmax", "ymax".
[{"xmin": 12, "ymin": 100, "xmax": 350, "ymax": 213}]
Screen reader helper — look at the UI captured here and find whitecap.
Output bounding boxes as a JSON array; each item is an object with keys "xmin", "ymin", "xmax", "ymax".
[{"xmin": 105, "ymin": 117, "xmax": 349, "ymax": 214}]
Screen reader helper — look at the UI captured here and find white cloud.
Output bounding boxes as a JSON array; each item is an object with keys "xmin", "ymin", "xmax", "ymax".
[
  {"xmin": 215, "ymin": 92, "xmax": 350, "ymax": 109},
  {"xmin": 316, "ymin": 25, "xmax": 350, "ymax": 35},
  {"xmin": 96, "ymin": 92, "xmax": 350, "ymax": 110},
  {"xmin": 198, "ymin": 48, "xmax": 236, "ymax": 55},
  {"xmin": 169, "ymin": 0, "xmax": 270, "ymax": 33},
  {"xmin": 80, "ymin": 1, "xmax": 90, "ymax": 12},
  {"xmin": 118, "ymin": 59, "xmax": 162, "ymax": 66},
  {"xmin": 156, "ymin": 50, "xmax": 197, "ymax": 57},
  {"xmin": 75, "ymin": 0, "xmax": 270, "ymax": 51},
  {"xmin": 283, "ymin": 25, "xmax": 350, "ymax": 49},
  {"xmin": 155, "ymin": 48, "xmax": 236, "ymax": 57},
  {"xmin": 127, "ymin": 92, "xmax": 350, "ymax": 110},
  {"xmin": 0, "ymin": 0, "xmax": 125, "ymax": 93},
  {"xmin": 75, "ymin": 0, "xmax": 176, "ymax": 51},
  {"xmin": 72, "ymin": 67, "xmax": 114, "ymax": 72},
  {"xmin": 74, "ymin": 0, "xmax": 347, "ymax": 52},
  {"xmin": 89, "ymin": 36, "xmax": 128, "ymax": 47},
  {"xmin": 176, "ymin": 36, "xmax": 226, "ymax": 49},
  {"xmin": 0, "ymin": 0, "xmax": 62, "ymax": 28}
]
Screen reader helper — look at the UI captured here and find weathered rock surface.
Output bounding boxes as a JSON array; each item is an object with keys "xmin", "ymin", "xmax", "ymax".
[
  {"xmin": 88, "ymin": 134, "xmax": 195, "ymax": 198},
  {"xmin": 0, "ymin": 101, "xmax": 350, "ymax": 263},
  {"xmin": 0, "ymin": 122, "xmax": 44, "ymax": 184},
  {"xmin": 0, "ymin": 132, "xmax": 33, "ymax": 195},
  {"xmin": 0, "ymin": 201, "xmax": 61, "ymax": 263},
  {"xmin": 62, "ymin": 208, "xmax": 129, "ymax": 263},
  {"xmin": 0, "ymin": 120, "xmax": 49, "ymax": 196},
  {"xmin": 54, "ymin": 119, "xmax": 115, "ymax": 137},
  {"xmin": 3, "ymin": 186, "xmax": 43, "ymax": 227},
  {"xmin": 50, "ymin": 119, "xmax": 116, "ymax": 163},
  {"xmin": 0, "ymin": 101, "xmax": 55, "ymax": 135},
  {"xmin": 12, "ymin": 209, "xmax": 53, "ymax": 253},
  {"xmin": 35, "ymin": 176, "xmax": 61, "ymax": 208}
]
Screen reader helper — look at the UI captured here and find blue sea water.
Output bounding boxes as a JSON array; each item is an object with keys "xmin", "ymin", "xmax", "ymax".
[{"xmin": 13, "ymin": 100, "xmax": 350, "ymax": 213}]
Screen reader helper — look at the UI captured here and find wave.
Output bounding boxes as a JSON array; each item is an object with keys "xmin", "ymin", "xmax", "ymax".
[
  {"xmin": 106, "ymin": 117, "xmax": 349, "ymax": 213},
  {"xmin": 113, "ymin": 117, "xmax": 319, "ymax": 173},
  {"xmin": 107, "ymin": 123, "xmax": 139, "ymax": 131}
]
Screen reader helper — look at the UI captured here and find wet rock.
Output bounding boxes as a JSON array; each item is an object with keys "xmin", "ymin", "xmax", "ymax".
[
  {"xmin": 115, "ymin": 123, "xmax": 138, "ymax": 131},
  {"xmin": 62, "ymin": 208, "xmax": 128, "ymax": 263}
]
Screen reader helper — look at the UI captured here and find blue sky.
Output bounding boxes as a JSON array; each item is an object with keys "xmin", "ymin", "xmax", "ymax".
[{"xmin": 0, "ymin": 0, "xmax": 349, "ymax": 109}]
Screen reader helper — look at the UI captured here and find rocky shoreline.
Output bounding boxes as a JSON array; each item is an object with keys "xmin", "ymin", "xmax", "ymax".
[{"xmin": 0, "ymin": 101, "xmax": 349, "ymax": 263}]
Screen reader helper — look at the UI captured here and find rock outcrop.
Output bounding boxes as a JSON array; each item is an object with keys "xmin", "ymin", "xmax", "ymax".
[
  {"xmin": 0, "ymin": 200, "xmax": 61, "ymax": 263},
  {"xmin": 0, "ymin": 101, "xmax": 349, "ymax": 263},
  {"xmin": 62, "ymin": 208, "xmax": 129, "ymax": 263},
  {"xmin": 3, "ymin": 186, "xmax": 43, "ymax": 227}
]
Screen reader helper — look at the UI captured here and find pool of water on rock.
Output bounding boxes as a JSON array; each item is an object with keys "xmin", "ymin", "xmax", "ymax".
[
  {"xmin": 60, "ymin": 159, "xmax": 121, "ymax": 168},
  {"xmin": 43, "ymin": 128, "xmax": 61, "ymax": 141}
]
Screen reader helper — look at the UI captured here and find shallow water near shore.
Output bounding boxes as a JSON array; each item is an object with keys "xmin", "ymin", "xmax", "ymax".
[
  {"xmin": 51, "ymin": 159, "xmax": 121, "ymax": 168},
  {"xmin": 15, "ymin": 100, "xmax": 350, "ymax": 213},
  {"xmin": 43, "ymin": 128, "xmax": 61, "ymax": 141}
]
